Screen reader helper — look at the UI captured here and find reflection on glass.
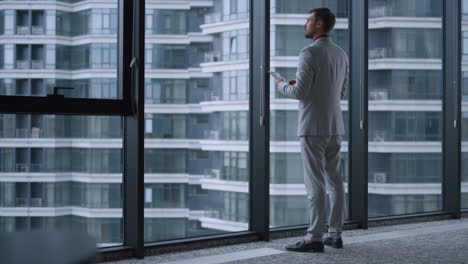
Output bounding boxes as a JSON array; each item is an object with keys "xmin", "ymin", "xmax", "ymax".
[
  {"xmin": 0, "ymin": 114, "xmax": 123, "ymax": 247},
  {"xmin": 368, "ymin": 0, "xmax": 442, "ymax": 217},
  {"xmin": 143, "ymin": 0, "xmax": 250, "ymax": 242},
  {"xmin": 0, "ymin": 1, "xmax": 118, "ymax": 99},
  {"xmin": 269, "ymin": 1, "xmax": 349, "ymax": 227}
]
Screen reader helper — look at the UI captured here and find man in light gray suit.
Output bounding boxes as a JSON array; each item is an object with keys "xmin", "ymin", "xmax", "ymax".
[{"xmin": 273, "ymin": 8, "xmax": 348, "ymax": 253}]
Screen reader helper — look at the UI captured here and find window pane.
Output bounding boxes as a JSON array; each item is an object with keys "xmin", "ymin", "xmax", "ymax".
[
  {"xmin": 144, "ymin": 0, "xmax": 250, "ymax": 243},
  {"xmin": 368, "ymin": 0, "xmax": 442, "ymax": 217},
  {"xmin": 269, "ymin": 1, "xmax": 349, "ymax": 227},
  {"xmin": 0, "ymin": 114, "xmax": 123, "ymax": 247},
  {"xmin": 462, "ymin": 0, "xmax": 468, "ymax": 209},
  {"xmin": 0, "ymin": 1, "xmax": 119, "ymax": 99}
]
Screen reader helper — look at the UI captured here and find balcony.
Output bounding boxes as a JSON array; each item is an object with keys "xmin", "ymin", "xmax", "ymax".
[
  {"xmin": 369, "ymin": 90, "xmax": 389, "ymax": 100},
  {"xmin": 15, "ymin": 163, "xmax": 42, "ymax": 172},
  {"xmin": 369, "ymin": 47, "xmax": 391, "ymax": 59},
  {"xmin": 0, "ymin": 128, "xmax": 45, "ymax": 138},
  {"xmin": 369, "ymin": 6, "xmax": 393, "ymax": 18},
  {"xmin": 204, "ymin": 13, "xmax": 221, "ymax": 24},
  {"xmin": 30, "ymin": 198, "xmax": 43, "ymax": 207},
  {"xmin": 31, "ymin": 26, "xmax": 44, "ymax": 35},
  {"xmin": 15, "ymin": 128, "xmax": 30, "ymax": 138},
  {"xmin": 31, "ymin": 60, "xmax": 44, "ymax": 69},
  {"xmin": 15, "ymin": 198, "xmax": 29, "ymax": 207},
  {"xmin": 370, "ymin": 130, "xmax": 388, "ymax": 142},
  {"xmin": 16, "ymin": 26, "xmax": 29, "ymax": 35},
  {"xmin": 203, "ymin": 130, "xmax": 220, "ymax": 140},
  {"xmin": 204, "ymin": 51, "xmax": 222, "ymax": 63},
  {"xmin": 16, "ymin": 60, "xmax": 29, "ymax": 69},
  {"xmin": 370, "ymin": 172, "xmax": 388, "ymax": 183}
]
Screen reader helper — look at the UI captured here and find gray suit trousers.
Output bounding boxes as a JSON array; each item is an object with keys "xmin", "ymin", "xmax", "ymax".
[{"xmin": 300, "ymin": 135, "xmax": 345, "ymax": 241}]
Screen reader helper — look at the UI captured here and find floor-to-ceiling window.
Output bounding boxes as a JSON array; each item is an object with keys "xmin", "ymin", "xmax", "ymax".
[
  {"xmin": 269, "ymin": 0, "xmax": 349, "ymax": 227},
  {"xmin": 0, "ymin": 114, "xmax": 123, "ymax": 247},
  {"xmin": 143, "ymin": 0, "xmax": 250, "ymax": 242},
  {"xmin": 368, "ymin": 0, "xmax": 443, "ymax": 217},
  {"xmin": 0, "ymin": 0, "xmax": 123, "ymax": 247}
]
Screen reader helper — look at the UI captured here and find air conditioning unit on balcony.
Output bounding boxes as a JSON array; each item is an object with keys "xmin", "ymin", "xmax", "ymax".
[
  {"xmin": 31, "ymin": 127, "xmax": 41, "ymax": 138},
  {"xmin": 372, "ymin": 172, "xmax": 387, "ymax": 183},
  {"xmin": 211, "ymin": 169, "xmax": 220, "ymax": 179},
  {"xmin": 204, "ymin": 52, "xmax": 221, "ymax": 63}
]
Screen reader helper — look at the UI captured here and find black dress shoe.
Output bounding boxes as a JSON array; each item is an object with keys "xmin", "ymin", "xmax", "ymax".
[
  {"xmin": 323, "ymin": 237, "xmax": 343, "ymax": 248},
  {"xmin": 285, "ymin": 240, "xmax": 324, "ymax": 252}
]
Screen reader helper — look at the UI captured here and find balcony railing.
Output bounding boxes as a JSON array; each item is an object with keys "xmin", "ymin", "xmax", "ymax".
[
  {"xmin": 30, "ymin": 198, "xmax": 43, "ymax": 207},
  {"xmin": 31, "ymin": 26, "xmax": 44, "ymax": 35},
  {"xmin": 16, "ymin": 26, "xmax": 29, "ymax": 35},
  {"xmin": 204, "ymin": 13, "xmax": 221, "ymax": 24},
  {"xmin": 16, "ymin": 163, "xmax": 30, "ymax": 172},
  {"xmin": 204, "ymin": 12, "xmax": 249, "ymax": 24},
  {"xmin": 0, "ymin": 128, "xmax": 45, "ymax": 138},
  {"xmin": 204, "ymin": 168, "xmax": 221, "ymax": 179},
  {"xmin": 369, "ymin": 47, "xmax": 391, "ymax": 59},
  {"xmin": 369, "ymin": 90, "xmax": 389, "ymax": 100},
  {"xmin": 29, "ymin": 163, "xmax": 43, "ymax": 172},
  {"xmin": 203, "ymin": 130, "xmax": 220, "ymax": 140},
  {"xmin": 204, "ymin": 52, "xmax": 222, "ymax": 63},
  {"xmin": 31, "ymin": 60, "xmax": 44, "ymax": 69},
  {"xmin": 16, "ymin": 128, "xmax": 30, "ymax": 138},
  {"xmin": 15, "ymin": 163, "xmax": 42, "ymax": 172},
  {"xmin": 15, "ymin": 198, "xmax": 29, "ymax": 207},
  {"xmin": 369, "ymin": 6, "xmax": 392, "ymax": 18},
  {"xmin": 16, "ymin": 60, "xmax": 29, "ymax": 69}
]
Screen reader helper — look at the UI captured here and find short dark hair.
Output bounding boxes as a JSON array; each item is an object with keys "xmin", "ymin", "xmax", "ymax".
[{"xmin": 309, "ymin": 8, "xmax": 336, "ymax": 33}]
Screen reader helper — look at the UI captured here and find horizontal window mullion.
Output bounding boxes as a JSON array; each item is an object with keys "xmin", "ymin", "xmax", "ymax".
[{"xmin": 0, "ymin": 96, "xmax": 132, "ymax": 116}]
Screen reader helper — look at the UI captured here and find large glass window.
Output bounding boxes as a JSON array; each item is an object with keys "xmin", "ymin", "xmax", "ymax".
[
  {"xmin": 269, "ymin": 0, "xmax": 349, "ymax": 227},
  {"xmin": 0, "ymin": 114, "xmax": 123, "ymax": 247},
  {"xmin": 0, "ymin": 1, "xmax": 118, "ymax": 99},
  {"xmin": 143, "ymin": 0, "xmax": 250, "ymax": 243},
  {"xmin": 368, "ymin": 0, "xmax": 442, "ymax": 217}
]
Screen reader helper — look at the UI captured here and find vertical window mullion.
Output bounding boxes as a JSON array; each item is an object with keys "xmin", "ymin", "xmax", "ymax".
[
  {"xmin": 349, "ymin": 0, "xmax": 369, "ymax": 228},
  {"xmin": 442, "ymin": 0, "xmax": 462, "ymax": 218},
  {"xmin": 249, "ymin": 0, "xmax": 269, "ymax": 240}
]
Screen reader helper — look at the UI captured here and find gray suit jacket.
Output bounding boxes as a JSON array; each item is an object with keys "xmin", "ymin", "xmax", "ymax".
[{"xmin": 278, "ymin": 37, "xmax": 348, "ymax": 136}]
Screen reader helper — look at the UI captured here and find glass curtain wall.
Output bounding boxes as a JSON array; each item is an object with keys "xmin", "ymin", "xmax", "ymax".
[
  {"xmin": 0, "ymin": 1, "xmax": 118, "ymax": 99},
  {"xmin": 0, "ymin": 0, "xmax": 122, "ymax": 247},
  {"xmin": 368, "ymin": 0, "xmax": 443, "ymax": 217},
  {"xmin": 0, "ymin": 114, "xmax": 123, "ymax": 247},
  {"xmin": 269, "ymin": 0, "xmax": 349, "ymax": 227},
  {"xmin": 462, "ymin": 0, "xmax": 468, "ymax": 209},
  {"xmin": 143, "ymin": 0, "xmax": 250, "ymax": 242}
]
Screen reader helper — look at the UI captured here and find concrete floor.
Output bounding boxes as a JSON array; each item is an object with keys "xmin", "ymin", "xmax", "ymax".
[{"xmin": 102, "ymin": 218, "xmax": 468, "ymax": 264}]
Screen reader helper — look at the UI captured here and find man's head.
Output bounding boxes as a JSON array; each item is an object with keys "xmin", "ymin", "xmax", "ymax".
[{"xmin": 304, "ymin": 8, "xmax": 336, "ymax": 39}]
